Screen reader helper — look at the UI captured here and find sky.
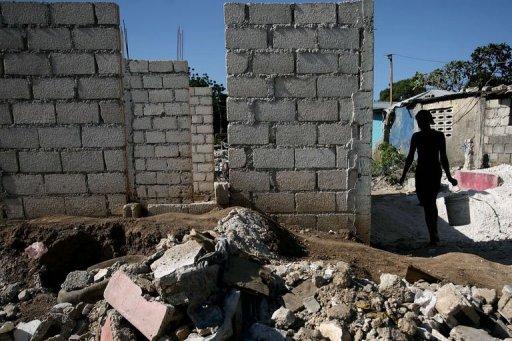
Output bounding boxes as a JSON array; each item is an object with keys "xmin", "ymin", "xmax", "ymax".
[{"xmin": 36, "ymin": 0, "xmax": 512, "ymax": 97}]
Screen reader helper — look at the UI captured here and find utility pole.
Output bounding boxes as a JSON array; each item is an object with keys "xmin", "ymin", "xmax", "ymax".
[{"xmin": 386, "ymin": 54, "xmax": 393, "ymax": 105}]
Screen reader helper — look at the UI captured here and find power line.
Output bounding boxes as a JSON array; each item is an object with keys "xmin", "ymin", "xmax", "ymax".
[{"xmin": 389, "ymin": 53, "xmax": 449, "ymax": 64}]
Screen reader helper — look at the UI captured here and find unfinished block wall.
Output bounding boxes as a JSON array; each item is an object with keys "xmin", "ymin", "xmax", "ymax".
[
  {"xmin": 190, "ymin": 87, "xmax": 215, "ymax": 200},
  {"xmin": 483, "ymin": 97, "xmax": 512, "ymax": 165},
  {"xmin": 225, "ymin": 2, "xmax": 374, "ymax": 241},
  {"xmin": 124, "ymin": 60, "xmax": 193, "ymax": 204},
  {"xmin": 0, "ymin": 2, "xmax": 127, "ymax": 218}
]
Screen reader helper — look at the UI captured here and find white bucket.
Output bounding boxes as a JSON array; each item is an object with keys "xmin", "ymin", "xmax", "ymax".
[{"xmin": 444, "ymin": 192, "xmax": 471, "ymax": 226}]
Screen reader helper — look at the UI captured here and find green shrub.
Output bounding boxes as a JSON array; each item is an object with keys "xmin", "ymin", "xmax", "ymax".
[{"xmin": 372, "ymin": 142, "xmax": 411, "ymax": 184}]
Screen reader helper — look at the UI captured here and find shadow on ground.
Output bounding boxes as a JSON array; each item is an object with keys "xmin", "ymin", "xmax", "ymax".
[{"xmin": 371, "ymin": 192, "xmax": 512, "ymax": 265}]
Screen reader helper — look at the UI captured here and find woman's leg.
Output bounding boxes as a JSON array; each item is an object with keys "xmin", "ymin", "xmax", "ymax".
[{"xmin": 423, "ymin": 195, "xmax": 439, "ymax": 243}]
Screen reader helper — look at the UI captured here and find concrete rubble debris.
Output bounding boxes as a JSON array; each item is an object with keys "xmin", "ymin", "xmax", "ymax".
[
  {"xmin": 24, "ymin": 242, "xmax": 48, "ymax": 260},
  {"xmin": 2, "ymin": 208, "xmax": 512, "ymax": 340}
]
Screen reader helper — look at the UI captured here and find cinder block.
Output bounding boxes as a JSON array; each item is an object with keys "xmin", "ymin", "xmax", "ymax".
[
  {"xmin": 3, "ymin": 174, "xmax": 44, "ymax": 195},
  {"xmin": 167, "ymin": 158, "xmax": 192, "ymax": 171},
  {"xmin": 226, "ymin": 27, "xmax": 267, "ymax": 49},
  {"xmin": 274, "ymin": 77, "xmax": 316, "ymax": 98},
  {"xmin": 296, "ymin": 192, "xmax": 336, "ymax": 213},
  {"xmin": 127, "ymin": 75, "xmax": 143, "ymax": 89},
  {"xmin": 96, "ymin": 53, "xmax": 122, "ymax": 74},
  {"xmin": 253, "ymin": 148, "xmax": 294, "ymax": 169},
  {"xmin": 0, "ymin": 104, "xmax": 11, "ymax": 124},
  {"xmin": 166, "ymin": 131, "xmax": 190, "ymax": 143},
  {"xmin": 318, "ymin": 123, "xmax": 352, "ymax": 145},
  {"xmin": 338, "ymin": 1, "xmax": 362, "ymax": 26},
  {"xmin": 253, "ymin": 52, "xmax": 294, "ymax": 75},
  {"xmin": 142, "ymin": 75, "xmax": 162, "ymax": 89},
  {"xmin": 145, "ymin": 131, "xmax": 166, "ymax": 144},
  {"xmin": 1, "ymin": 2, "xmax": 48, "ymax": 25},
  {"xmin": 56, "ymin": 102, "xmax": 99, "ymax": 124},
  {"xmin": 82, "ymin": 126, "xmax": 125, "ymax": 148},
  {"xmin": 65, "ymin": 196, "xmax": 108, "ymax": 217},
  {"xmin": 45, "ymin": 174, "xmax": 87, "ymax": 194},
  {"xmin": 226, "ymin": 97, "xmax": 254, "ymax": 122},
  {"xmin": 51, "ymin": 53, "xmax": 95, "ymax": 75},
  {"xmin": 273, "ymin": 28, "xmax": 317, "ymax": 49},
  {"xmin": 33, "ymin": 78, "xmax": 75, "ymax": 99},
  {"xmin": 174, "ymin": 89, "xmax": 189, "ymax": 102},
  {"xmin": 0, "ymin": 127, "xmax": 39, "ymax": 148},
  {"xmin": 276, "ymin": 170, "xmax": 315, "ymax": 191},
  {"xmin": 78, "ymin": 78, "xmax": 121, "ymax": 99},
  {"xmin": 12, "ymin": 102, "xmax": 55, "ymax": 124},
  {"xmin": 99, "ymin": 101, "xmax": 123, "ymax": 124},
  {"xmin": 339, "ymin": 53, "xmax": 360, "ymax": 74},
  {"xmin": 336, "ymin": 146, "xmax": 349, "ymax": 168},
  {"xmin": 133, "ymin": 117, "xmax": 151, "ymax": 130},
  {"xmin": 24, "ymin": 197, "xmax": 66, "ymax": 218},
  {"xmin": 94, "ymin": 3, "xmax": 120, "ymax": 25},
  {"xmin": 149, "ymin": 90, "xmax": 174, "ymax": 102},
  {"xmin": 88, "ymin": 173, "xmax": 125, "ymax": 194},
  {"xmin": 131, "ymin": 90, "xmax": 149, "ymax": 103},
  {"xmin": 4, "ymin": 53, "xmax": 50, "ymax": 76},
  {"xmin": 336, "ymin": 192, "xmax": 349, "ymax": 211},
  {"xmin": 173, "ymin": 60, "xmax": 188, "ymax": 73},
  {"xmin": 148, "ymin": 61, "xmax": 174, "ymax": 72},
  {"xmin": 62, "ymin": 150, "xmax": 104, "ymax": 172},
  {"xmin": 39, "ymin": 126, "xmax": 81, "ymax": 148},
  {"xmin": 228, "ymin": 148, "xmax": 246, "ymax": 168},
  {"xmin": 155, "ymin": 145, "xmax": 179, "ymax": 157},
  {"xmin": 294, "ymin": 4, "xmax": 336, "ymax": 24},
  {"xmin": 107, "ymin": 194, "xmax": 126, "ymax": 215},
  {"xmin": 153, "ymin": 116, "xmax": 177, "ymax": 129},
  {"xmin": 318, "ymin": 170, "xmax": 347, "ymax": 190},
  {"xmin": 228, "ymin": 76, "xmax": 268, "ymax": 98},
  {"xmin": 276, "ymin": 124, "xmax": 316, "ymax": 146},
  {"xmin": 317, "ymin": 75, "xmax": 358, "ymax": 98},
  {"xmin": 3, "ymin": 198, "xmax": 24, "ymax": 219},
  {"xmin": 72, "ymin": 28, "xmax": 120, "ymax": 50},
  {"xmin": 162, "ymin": 74, "xmax": 189, "ymax": 88},
  {"xmin": 28, "ymin": 28, "xmax": 72, "ymax": 50},
  {"xmin": 230, "ymin": 170, "xmax": 270, "ymax": 192},
  {"xmin": 164, "ymin": 103, "xmax": 188, "ymax": 116},
  {"xmin": 129, "ymin": 60, "xmax": 148, "ymax": 73},
  {"xmin": 0, "ymin": 79, "xmax": 30, "ymax": 99},
  {"xmin": 19, "ymin": 151, "xmax": 61, "ymax": 173},
  {"xmin": 145, "ymin": 158, "xmax": 167, "ymax": 171},
  {"xmin": 295, "ymin": 148, "xmax": 336, "ymax": 168},
  {"xmin": 297, "ymin": 52, "xmax": 338, "ymax": 74},
  {"xmin": 227, "ymin": 124, "xmax": 269, "ymax": 145},
  {"xmin": 224, "ymin": 3, "xmax": 246, "ymax": 25},
  {"xmin": 249, "ymin": 4, "xmax": 291, "ymax": 24},
  {"xmin": 50, "ymin": 3, "xmax": 94, "ymax": 25},
  {"xmin": 254, "ymin": 100, "xmax": 296, "ymax": 122},
  {"xmin": 317, "ymin": 214, "xmax": 350, "ymax": 231},
  {"xmin": 360, "ymin": 71, "xmax": 373, "ymax": 91},
  {"xmin": 298, "ymin": 100, "xmax": 338, "ymax": 122},
  {"xmin": 0, "ymin": 29, "xmax": 24, "ymax": 50},
  {"xmin": 136, "ymin": 172, "xmax": 156, "ymax": 185},
  {"xmin": 227, "ymin": 52, "xmax": 250, "ymax": 75},
  {"xmin": 254, "ymin": 193, "xmax": 294, "ymax": 213},
  {"xmin": 318, "ymin": 28, "xmax": 359, "ymax": 49},
  {"xmin": 339, "ymin": 98, "xmax": 353, "ymax": 122},
  {"xmin": 0, "ymin": 151, "xmax": 18, "ymax": 172}
]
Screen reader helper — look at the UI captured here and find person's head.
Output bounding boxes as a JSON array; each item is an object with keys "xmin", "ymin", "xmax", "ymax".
[{"xmin": 415, "ymin": 110, "xmax": 435, "ymax": 130}]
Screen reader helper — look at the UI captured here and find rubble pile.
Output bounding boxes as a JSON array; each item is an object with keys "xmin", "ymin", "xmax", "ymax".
[{"xmin": 1, "ymin": 208, "xmax": 512, "ymax": 340}]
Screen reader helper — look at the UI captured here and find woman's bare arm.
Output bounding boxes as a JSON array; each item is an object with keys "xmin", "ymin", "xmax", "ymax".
[
  {"xmin": 399, "ymin": 134, "xmax": 417, "ymax": 184},
  {"xmin": 440, "ymin": 134, "xmax": 458, "ymax": 185}
]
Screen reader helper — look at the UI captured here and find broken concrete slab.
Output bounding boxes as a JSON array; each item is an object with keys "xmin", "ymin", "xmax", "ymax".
[
  {"xmin": 156, "ymin": 265, "xmax": 220, "ymax": 307},
  {"xmin": 317, "ymin": 320, "xmax": 350, "ymax": 341},
  {"xmin": 222, "ymin": 256, "xmax": 269, "ymax": 296},
  {"xmin": 104, "ymin": 271, "xmax": 173, "ymax": 340},
  {"xmin": 271, "ymin": 307, "xmax": 296, "ymax": 329},
  {"xmin": 472, "ymin": 287, "xmax": 497, "ymax": 305},
  {"xmin": 214, "ymin": 182, "xmax": 229, "ymax": 207},
  {"xmin": 283, "ymin": 280, "xmax": 318, "ymax": 313},
  {"xmin": 435, "ymin": 283, "xmax": 480, "ymax": 327},
  {"xmin": 13, "ymin": 320, "xmax": 41, "ymax": 341},
  {"xmin": 449, "ymin": 325, "xmax": 500, "ymax": 341},
  {"xmin": 303, "ymin": 296, "xmax": 321, "ymax": 313},
  {"xmin": 24, "ymin": 242, "xmax": 47, "ymax": 260},
  {"xmin": 100, "ymin": 315, "xmax": 113, "ymax": 341},
  {"xmin": 498, "ymin": 291, "xmax": 512, "ymax": 323},
  {"xmin": 57, "ymin": 279, "xmax": 108, "ymax": 304},
  {"xmin": 150, "ymin": 240, "xmax": 204, "ymax": 279}
]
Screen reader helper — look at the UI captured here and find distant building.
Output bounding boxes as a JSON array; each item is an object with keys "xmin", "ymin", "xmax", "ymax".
[{"xmin": 384, "ymin": 86, "xmax": 512, "ymax": 167}]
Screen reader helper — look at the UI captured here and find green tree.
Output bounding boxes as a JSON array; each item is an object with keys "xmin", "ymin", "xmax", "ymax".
[
  {"xmin": 426, "ymin": 60, "xmax": 471, "ymax": 91},
  {"xmin": 467, "ymin": 43, "xmax": 512, "ymax": 87},
  {"xmin": 189, "ymin": 69, "xmax": 227, "ymax": 140},
  {"xmin": 379, "ymin": 72, "xmax": 426, "ymax": 102}
]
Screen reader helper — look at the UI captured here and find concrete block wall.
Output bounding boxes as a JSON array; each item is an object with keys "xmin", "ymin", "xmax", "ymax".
[
  {"xmin": 124, "ymin": 60, "xmax": 193, "ymax": 204},
  {"xmin": 0, "ymin": 2, "xmax": 127, "ymax": 218},
  {"xmin": 224, "ymin": 1, "xmax": 374, "ymax": 241},
  {"xmin": 190, "ymin": 87, "xmax": 215, "ymax": 200},
  {"xmin": 483, "ymin": 97, "xmax": 512, "ymax": 165}
]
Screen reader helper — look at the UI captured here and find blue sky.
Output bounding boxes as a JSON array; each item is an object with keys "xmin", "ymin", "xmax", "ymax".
[{"xmin": 41, "ymin": 0, "xmax": 512, "ymax": 97}]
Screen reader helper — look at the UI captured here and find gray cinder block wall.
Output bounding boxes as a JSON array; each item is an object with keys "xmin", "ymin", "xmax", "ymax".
[
  {"xmin": 0, "ymin": 2, "xmax": 127, "ymax": 218},
  {"xmin": 189, "ymin": 87, "xmax": 215, "ymax": 200},
  {"xmin": 483, "ymin": 97, "xmax": 512, "ymax": 165},
  {"xmin": 124, "ymin": 60, "xmax": 193, "ymax": 204},
  {"xmin": 224, "ymin": 1, "xmax": 374, "ymax": 241}
]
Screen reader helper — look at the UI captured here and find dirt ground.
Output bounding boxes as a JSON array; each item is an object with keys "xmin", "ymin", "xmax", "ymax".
[{"xmin": 2, "ymin": 206, "xmax": 512, "ymax": 322}]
